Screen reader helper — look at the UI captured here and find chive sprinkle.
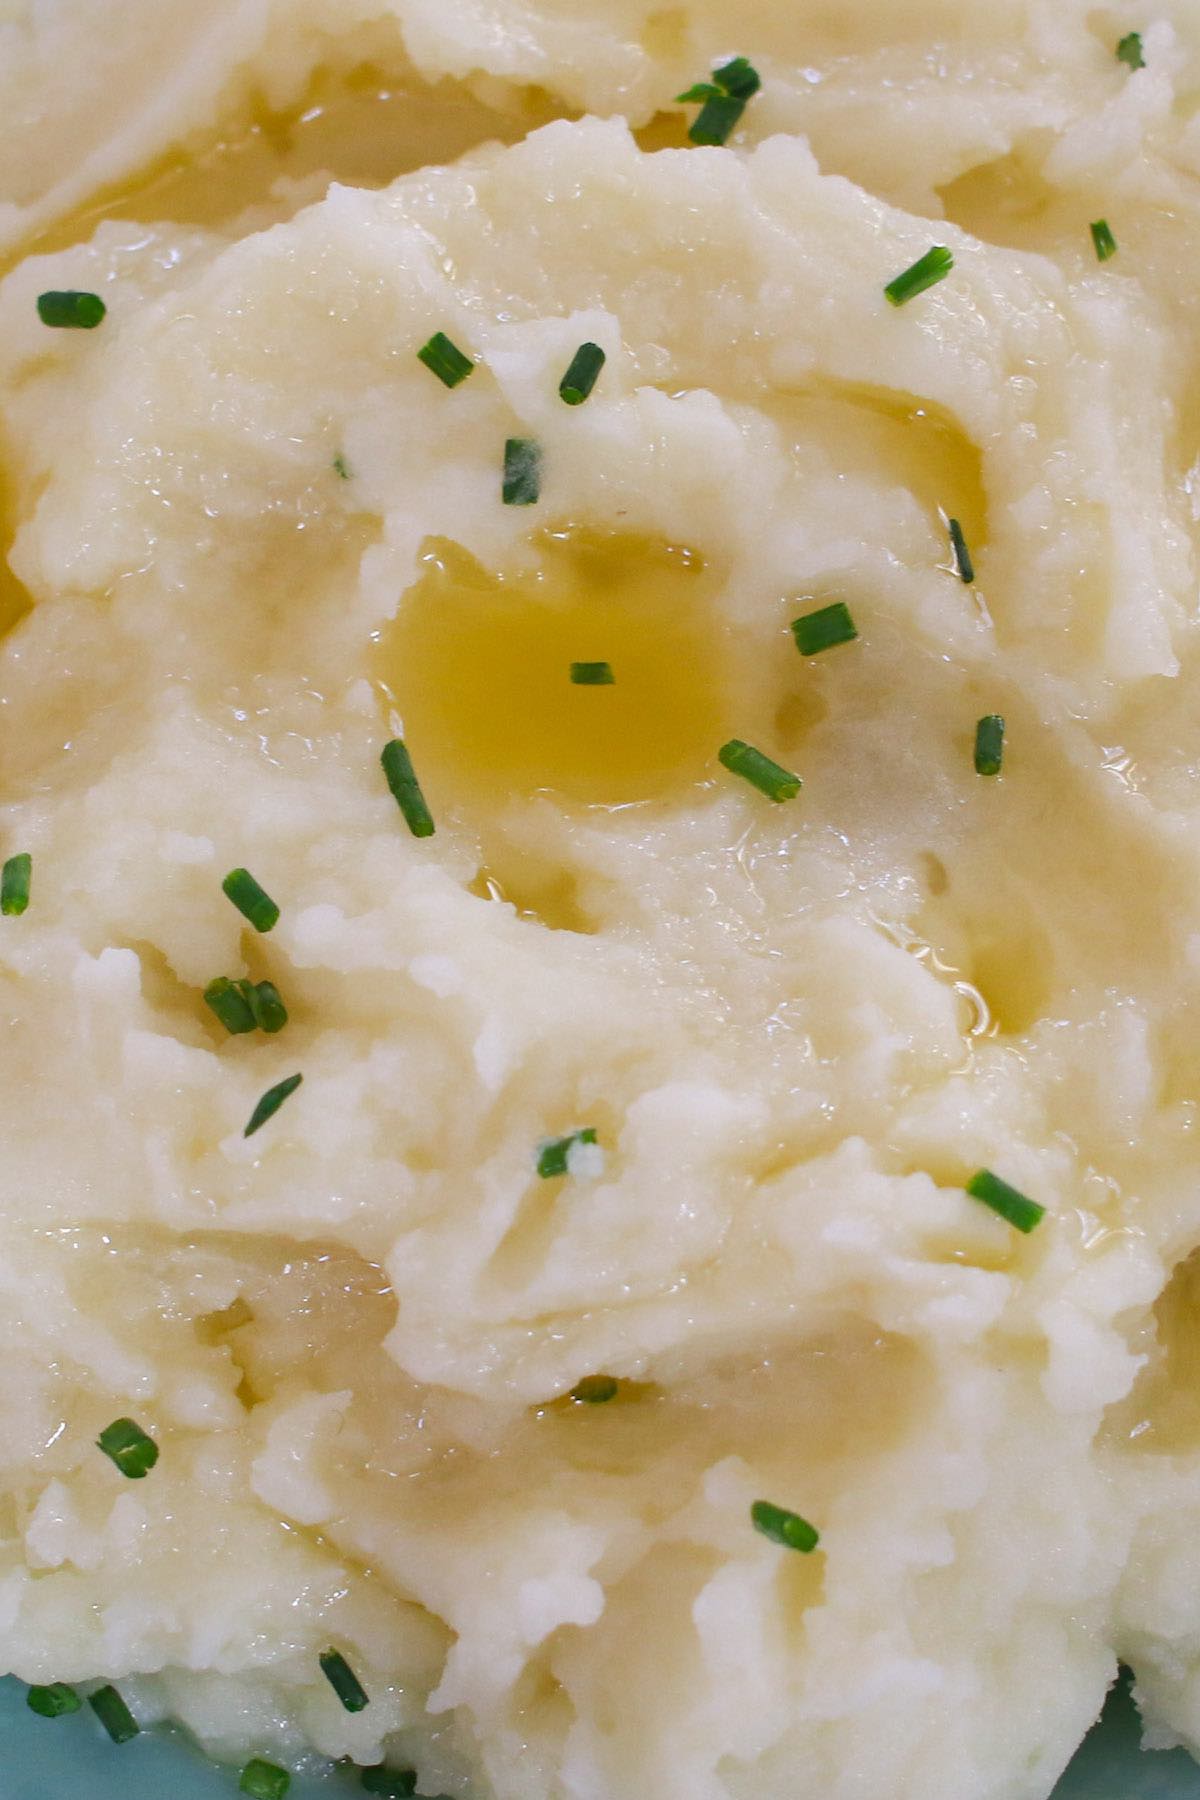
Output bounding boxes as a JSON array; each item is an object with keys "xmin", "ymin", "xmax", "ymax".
[
  {"xmin": 884, "ymin": 245, "xmax": 954, "ymax": 307},
  {"xmin": 1090, "ymin": 219, "xmax": 1118, "ymax": 262},
  {"xmin": 677, "ymin": 56, "xmax": 762, "ymax": 146},
  {"xmin": 537, "ymin": 1127, "xmax": 598, "ymax": 1178},
  {"xmin": 240, "ymin": 1760, "xmax": 291, "ymax": 1800},
  {"xmin": 751, "ymin": 1500, "xmax": 820, "ymax": 1554},
  {"xmin": 570, "ymin": 661, "xmax": 615, "ymax": 685},
  {"xmin": 244, "ymin": 1073, "xmax": 302, "ymax": 1139},
  {"xmin": 333, "ymin": 453, "xmax": 351, "ymax": 480},
  {"xmin": 37, "ymin": 290, "xmax": 105, "ymax": 329},
  {"xmin": 718, "ymin": 739, "xmax": 802, "ymax": 803},
  {"xmin": 571, "ymin": 1375, "xmax": 619, "ymax": 1404},
  {"xmin": 1, "ymin": 852, "xmax": 31, "ymax": 916},
  {"xmin": 222, "ymin": 868, "xmax": 280, "ymax": 934},
  {"xmin": 966, "ymin": 1167, "xmax": 1045, "ymax": 1233},
  {"xmin": 27, "ymin": 1683, "xmax": 82, "ymax": 1718},
  {"xmin": 319, "ymin": 1649, "xmax": 369, "ymax": 1714},
  {"xmin": 360, "ymin": 1771, "xmax": 417, "ymax": 1798},
  {"xmin": 559, "ymin": 342, "xmax": 606, "ymax": 406},
  {"xmin": 381, "ymin": 739, "xmax": 435, "ymax": 837},
  {"xmin": 204, "ymin": 978, "xmax": 288, "ymax": 1036},
  {"xmin": 88, "ymin": 1685, "xmax": 139, "ymax": 1744},
  {"xmin": 503, "ymin": 437, "xmax": 541, "ymax": 506},
  {"xmin": 417, "ymin": 331, "xmax": 474, "ymax": 389},
  {"xmin": 974, "ymin": 714, "xmax": 1005, "ymax": 777},
  {"xmin": 96, "ymin": 1417, "xmax": 159, "ymax": 1480},
  {"xmin": 245, "ymin": 980, "xmax": 287, "ymax": 1034},
  {"xmin": 791, "ymin": 602, "xmax": 858, "ymax": 657},
  {"xmin": 204, "ymin": 976, "xmax": 257, "ymax": 1035},
  {"xmin": 1116, "ymin": 30, "xmax": 1144, "ymax": 69},
  {"xmin": 947, "ymin": 516, "xmax": 975, "ymax": 583}
]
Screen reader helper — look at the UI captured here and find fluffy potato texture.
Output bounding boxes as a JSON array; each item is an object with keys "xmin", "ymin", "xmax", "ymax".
[{"xmin": 1, "ymin": 4, "xmax": 1200, "ymax": 1799}]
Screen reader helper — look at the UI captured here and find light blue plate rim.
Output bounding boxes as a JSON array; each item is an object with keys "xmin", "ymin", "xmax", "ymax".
[{"xmin": 1, "ymin": 1667, "xmax": 1198, "ymax": 1799}]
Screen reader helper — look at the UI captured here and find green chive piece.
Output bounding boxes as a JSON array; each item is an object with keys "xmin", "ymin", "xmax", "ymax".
[
  {"xmin": 222, "ymin": 868, "xmax": 280, "ymax": 934},
  {"xmin": 677, "ymin": 56, "xmax": 762, "ymax": 145},
  {"xmin": 790, "ymin": 602, "xmax": 858, "ymax": 657},
  {"xmin": 96, "ymin": 1417, "xmax": 159, "ymax": 1480},
  {"xmin": 204, "ymin": 978, "xmax": 287, "ymax": 1035},
  {"xmin": 947, "ymin": 517, "xmax": 975, "ymax": 583},
  {"xmin": 718, "ymin": 739, "xmax": 802, "ymax": 803},
  {"xmin": 1, "ymin": 852, "xmax": 31, "ymax": 916},
  {"xmin": 37, "ymin": 290, "xmax": 105, "ymax": 329},
  {"xmin": 88, "ymin": 1685, "xmax": 139, "ymax": 1744},
  {"xmin": 333, "ymin": 453, "xmax": 351, "ymax": 480},
  {"xmin": 570, "ymin": 661, "xmax": 615, "ymax": 685},
  {"xmin": 503, "ymin": 437, "xmax": 541, "ymax": 505},
  {"xmin": 319, "ymin": 1649, "xmax": 369, "ymax": 1714},
  {"xmin": 559, "ymin": 343, "xmax": 606, "ymax": 406},
  {"xmin": 751, "ymin": 1500, "xmax": 820, "ymax": 1554},
  {"xmin": 974, "ymin": 714, "xmax": 1005, "ymax": 777},
  {"xmin": 884, "ymin": 245, "xmax": 954, "ymax": 307},
  {"xmin": 204, "ymin": 976, "xmax": 257, "ymax": 1035},
  {"xmin": 1090, "ymin": 219, "xmax": 1118, "ymax": 262},
  {"xmin": 240, "ymin": 1760, "xmax": 291, "ymax": 1800},
  {"xmin": 245, "ymin": 980, "xmax": 287, "ymax": 1034},
  {"xmin": 966, "ymin": 1168, "xmax": 1045, "ymax": 1233},
  {"xmin": 417, "ymin": 331, "xmax": 474, "ymax": 388},
  {"xmin": 360, "ymin": 1770, "xmax": 417, "ymax": 1798},
  {"xmin": 571, "ymin": 1375, "xmax": 619, "ymax": 1404},
  {"xmin": 27, "ymin": 1683, "xmax": 82, "ymax": 1718},
  {"xmin": 536, "ymin": 1127, "xmax": 598, "ymax": 1178},
  {"xmin": 244, "ymin": 1073, "xmax": 303, "ymax": 1139},
  {"xmin": 1116, "ymin": 30, "xmax": 1144, "ymax": 69},
  {"xmin": 381, "ymin": 739, "xmax": 435, "ymax": 838}
]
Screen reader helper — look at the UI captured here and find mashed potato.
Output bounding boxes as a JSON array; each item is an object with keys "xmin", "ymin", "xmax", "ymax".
[{"xmin": 1, "ymin": 2, "xmax": 1200, "ymax": 1796}]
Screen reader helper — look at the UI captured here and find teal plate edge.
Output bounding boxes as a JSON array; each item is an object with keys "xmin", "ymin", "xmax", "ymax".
[{"xmin": 0, "ymin": 1668, "xmax": 1197, "ymax": 1798}]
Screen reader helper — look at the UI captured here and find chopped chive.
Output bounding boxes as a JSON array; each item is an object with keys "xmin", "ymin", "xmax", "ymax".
[
  {"xmin": 947, "ymin": 517, "xmax": 974, "ymax": 583},
  {"xmin": 27, "ymin": 1683, "xmax": 81, "ymax": 1719},
  {"xmin": 974, "ymin": 714, "xmax": 1005, "ymax": 777},
  {"xmin": 381, "ymin": 739, "xmax": 435, "ymax": 838},
  {"xmin": 559, "ymin": 342, "xmax": 606, "ymax": 406},
  {"xmin": 244, "ymin": 1073, "xmax": 303, "ymax": 1139},
  {"xmin": 571, "ymin": 1375, "xmax": 619, "ymax": 1404},
  {"xmin": 333, "ymin": 453, "xmax": 351, "ymax": 480},
  {"xmin": 88, "ymin": 1685, "xmax": 139, "ymax": 1744},
  {"xmin": 677, "ymin": 56, "xmax": 762, "ymax": 145},
  {"xmin": 884, "ymin": 245, "xmax": 954, "ymax": 307},
  {"xmin": 245, "ymin": 979, "xmax": 287, "ymax": 1034},
  {"xmin": 537, "ymin": 1127, "xmax": 598, "ymax": 1178},
  {"xmin": 204, "ymin": 978, "xmax": 287, "ymax": 1035},
  {"xmin": 360, "ymin": 1771, "xmax": 417, "ymax": 1798},
  {"xmin": 718, "ymin": 739, "xmax": 802, "ymax": 803},
  {"xmin": 37, "ymin": 290, "xmax": 105, "ymax": 329},
  {"xmin": 570, "ymin": 661, "xmax": 615, "ymax": 685},
  {"xmin": 96, "ymin": 1417, "xmax": 159, "ymax": 1480},
  {"xmin": 204, "ymin": 976, "xmax": 257, "ymax": 1035},
  {"xmin": 751, "ymin": 1500, "xmax": 820, "ymax": 1554},
  {"xmin": 1, "ymin": 852, "xmax": 31, "ymax": 916},
  {"xmin": 1116, "ymin": 30, "xmax": 1144, "ymax": 69},
  {"xmin": 966, "ymin": 1168, "xmax": 1045, "ymax": 1233},
  {"xmin": 240, "ymin": 1760, "xmax": 291, "ymax": 1800},
  {"xmin": 417, "ymin": 331, "xmax": 474, "ymax": 388},
  {"xmin": 319, "ymin": 1649, "xmax": 369, "ymax": 1713},
  {"xmin": 790, "ymin": 602, "xmax": 858, "ymax": 657},
  {"xmin": 1090, "ymin": 219, "xmax": 1118, "ymax": 262},
  {"xmin": 222, "ymin": 868, "xmax": 280, "ymax": 934},
  {"xmin": 503, "ymin": 437, "xmax": 541, "ymax": 506}
]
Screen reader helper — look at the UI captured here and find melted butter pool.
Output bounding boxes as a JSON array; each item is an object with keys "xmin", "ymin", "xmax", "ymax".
[{"xmin": 372, "ymin": 529, "xmax": 731, "ymax": 808}]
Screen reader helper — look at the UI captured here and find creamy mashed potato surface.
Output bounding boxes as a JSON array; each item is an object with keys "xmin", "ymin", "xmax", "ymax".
[{"xmin": 3, "ymin": 3, "xmax": 1200, "ymax": 1797}]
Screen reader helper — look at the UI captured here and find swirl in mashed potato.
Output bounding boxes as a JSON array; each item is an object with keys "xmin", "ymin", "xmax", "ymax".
[{"xmin": 1, "ymin": 3, "xmax": 1200, "ymax": 1797}]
